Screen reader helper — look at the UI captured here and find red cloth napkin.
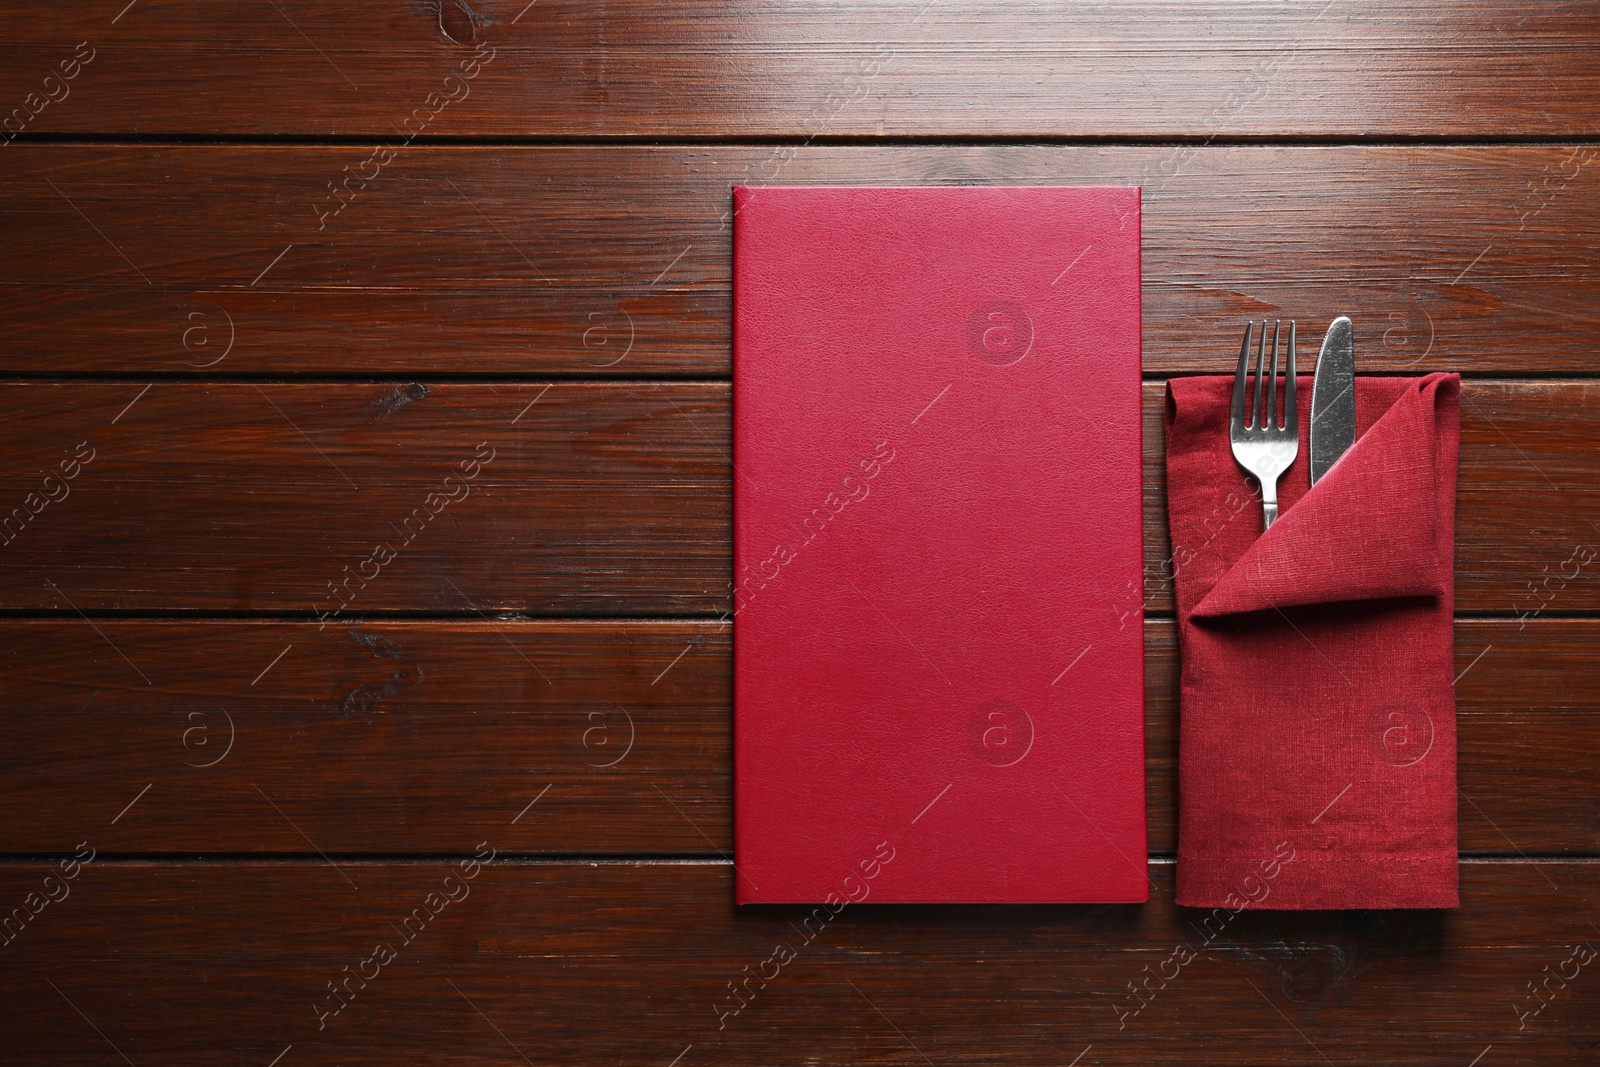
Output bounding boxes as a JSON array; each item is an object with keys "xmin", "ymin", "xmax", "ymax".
[{"xmin": 1166, "ymin": 372, "xmax": 1461, "ymax": 909}]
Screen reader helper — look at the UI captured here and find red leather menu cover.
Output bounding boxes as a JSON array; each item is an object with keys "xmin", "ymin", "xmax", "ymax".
[{"xmin": 732, "ymin": 185, "xmax": 1145, "ymax": 903}]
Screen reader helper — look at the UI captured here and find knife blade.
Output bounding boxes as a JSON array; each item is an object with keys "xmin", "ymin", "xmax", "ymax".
[{"xmin": 1309, "ymin": 315, "xmax": 1355, "ymax": 486}]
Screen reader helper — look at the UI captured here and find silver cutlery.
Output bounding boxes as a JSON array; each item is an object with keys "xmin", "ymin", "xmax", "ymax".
[
  {"xmin": 1309, "ymin": 315, "xmax": 1355, "ymax": 486},
  {"xmin": 1230, "ymin": 320, "xmax": 1298, "ymax": 531}
]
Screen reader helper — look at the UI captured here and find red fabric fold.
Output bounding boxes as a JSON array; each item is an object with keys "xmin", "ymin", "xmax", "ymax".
[{"xmin": 1167, "ymin": 373, "xmax": 1460, "ymax": 909}]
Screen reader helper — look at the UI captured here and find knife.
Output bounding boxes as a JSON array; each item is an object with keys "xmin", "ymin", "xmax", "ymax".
[{"xmin": 1309, "ymin": 315, "xmax": 1356, "ymax": 486}]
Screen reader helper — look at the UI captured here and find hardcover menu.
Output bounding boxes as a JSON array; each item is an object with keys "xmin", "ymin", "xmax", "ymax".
[{"xmin": 732, "ymin": 184, "xmax": 1146, "ymax": 903}]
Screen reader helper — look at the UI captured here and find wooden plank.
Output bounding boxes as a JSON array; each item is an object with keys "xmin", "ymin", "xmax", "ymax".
[
  {"xmin": 2, "ymin": 1, "xmax": 1598, "ymax": 138},
  {"xmin": 3, "ymin": 144, "xmax": 1597, "ymax": 375},
  {"xmin": 0, "ymin": 860, "xmax": 1594, "ymax": 1065},
  {"xmin": 0, "ymin": 618, "xmax": 1590, "ymax": 854},
  {"xmin": 0, "ymin": 620, "xmax": 733, "ymax": 854},
  {"xmin": 0, "ymin": 380, "xmax": 1595, "ymax": 614},
  {"xmin": 0, "ymin": 380, "xmax": 730, "ymax": 615}
]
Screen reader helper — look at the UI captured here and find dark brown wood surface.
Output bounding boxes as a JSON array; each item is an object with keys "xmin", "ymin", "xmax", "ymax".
[
  {"xmin": 0, "ymin": 380, "xmax": 1593, "ymax": 613},
  {"xmin": 1, "ymin": 862, "xmax": 1595, "ymax": 1067},
  {"xmin": 0, "ymin": 618, "xmax": 1593, "ymax": 855},
  {"xmin": 2, "ymin": 145, "xmax": 1597, "ymax": 376},
  {"xmin": 2, "ymin": 0, "xmax": 1597, "ymax": 1063},
  {"xmin": 2, "ymin": 1, "xmax": 1599, "ymax": 137}
]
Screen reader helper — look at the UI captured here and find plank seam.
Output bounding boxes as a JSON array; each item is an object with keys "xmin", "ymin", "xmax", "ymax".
[{"xmin": 3, "ymin": 133, "xmax": 1599, "ymax": 148}]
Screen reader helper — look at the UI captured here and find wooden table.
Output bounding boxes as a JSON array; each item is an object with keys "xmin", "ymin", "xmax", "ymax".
[{"xmin": 2, "ymin": 2, "xmax": 1597, "ymax": 1063}]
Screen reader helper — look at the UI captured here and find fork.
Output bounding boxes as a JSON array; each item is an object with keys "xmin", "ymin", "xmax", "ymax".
[{"xmin": 1230, "ymin": 320, "xmax": 1298, "ymax": 531}]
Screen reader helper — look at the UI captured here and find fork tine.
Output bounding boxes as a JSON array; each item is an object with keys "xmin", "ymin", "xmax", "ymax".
[
  {"xmin": 1231, "ymin": 320, "xmax": 1252, "ymax": 433},
  {"xmin": 1268, "ymin": 319, "xmax": 1281, "ymax": 429},
  {"xmin": 1254, "ymin": 317, "xmax": 1268, "ymax": 429},
  {"xmin": 1228, "ymin": 318, "xmax": 1298, "ymax": 534},
  {"xmin": 1284, "ymin": 320, "xmax": 1297, "ymax": 435}
]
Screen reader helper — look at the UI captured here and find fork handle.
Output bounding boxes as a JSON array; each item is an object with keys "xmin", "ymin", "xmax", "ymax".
[{"xmin": 1261, "ymin": 479, "xmax": 1280, "ymax": 531}]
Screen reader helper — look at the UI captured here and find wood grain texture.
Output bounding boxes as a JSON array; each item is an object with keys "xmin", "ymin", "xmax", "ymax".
[
  {"xmin": 0, "ymin": 861, "xmax": 1594, "ymax": 1066},
  {"xmin": 0, "ymin": 380, "xmax": 729, "ymax": 615},
  {"xmin": 2, "ymin": 1, "xmax": 1599, "ymax": 138},
  {"xmin": 3, "ymin": 144, "xmax": 1597, "ymax": 375},
  {"xmin": 0, "ymin": 620, "xmax": 732, "ymax": 854},
  {"xmin": 0, "ymin": 619, "xmax": 1591, "ymax": 854},
  {"xmin": 0, "ymin": 380, "xmax": 1594, "ymax": 614},
  {"xmin": 3, "ymin": 1, "xmax": 1598, "ymax": 1058}
]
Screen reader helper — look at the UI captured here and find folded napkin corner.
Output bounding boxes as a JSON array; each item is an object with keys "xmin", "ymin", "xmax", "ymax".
[{"xmin": 1191, "ymin": 373, "xmax": 1459, "ymax": 619}]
